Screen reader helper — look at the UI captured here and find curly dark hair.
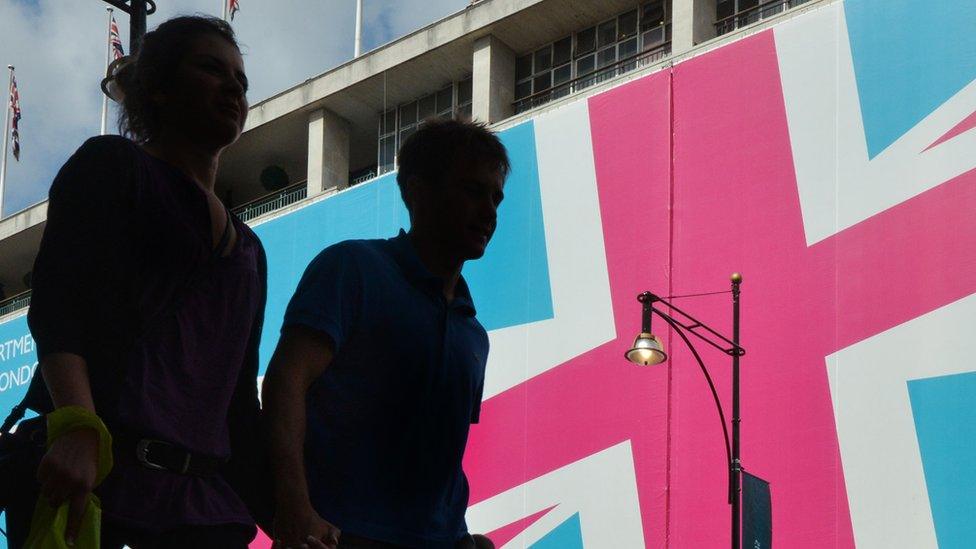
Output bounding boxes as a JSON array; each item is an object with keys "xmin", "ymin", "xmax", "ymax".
[
  {"xmin": 395, "ymin": 117, "xmax": 510, "ymax": 212},
  {"xmin": 115, "ymin": 16, "xmax": 239, "ymax": 144}
]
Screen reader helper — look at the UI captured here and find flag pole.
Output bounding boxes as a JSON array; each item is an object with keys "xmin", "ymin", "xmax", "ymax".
[
  {"xmin": 222, "ymin": 0, "xmax": 227, "ymax": 21},
  {"xmin": 0, "ymin": 65, "xmax": 14, "ymax": 218},
  {"xmin": 101, "ymin": 7, "xmax": 114, "ymax": 135},
  {"xmin": 354, "ymin": 0, "xmax": 363, "ymax": 57}
]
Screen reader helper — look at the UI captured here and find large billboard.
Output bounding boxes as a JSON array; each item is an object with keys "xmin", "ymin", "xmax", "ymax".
[{"xmin": 2, "ymin": 0, "xmax": 974, "ymax": 546}]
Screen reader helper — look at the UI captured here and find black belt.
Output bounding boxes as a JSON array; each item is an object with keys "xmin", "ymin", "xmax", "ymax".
[{"xmin": 117, "ymin": 435, "xmax": 225, "ymax": 477}]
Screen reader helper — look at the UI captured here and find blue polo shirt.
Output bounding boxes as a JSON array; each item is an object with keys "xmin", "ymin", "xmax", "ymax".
[{"xmin": 283, "ymin": 230, "xmax": 488, "ymax": 547}]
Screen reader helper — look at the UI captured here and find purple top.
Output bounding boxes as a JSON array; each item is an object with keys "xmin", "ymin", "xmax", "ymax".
[
  {"xmin": 99, "ymin": 213, "xmax": 259, "ymax": 530},
  {"xmin": 28, "ymin": 136, "xmax": 263, "ymax": 532}
]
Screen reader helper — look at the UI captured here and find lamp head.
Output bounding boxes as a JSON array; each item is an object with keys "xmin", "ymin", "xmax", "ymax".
[{"xmin": 625, "ymin": 332, "xmax": 667, "ymax": 366}]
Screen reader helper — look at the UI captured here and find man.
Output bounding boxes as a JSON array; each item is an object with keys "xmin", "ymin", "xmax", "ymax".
[{"xmin": 264, "ymin": 118, "xmax": 509, "ymax": 549}]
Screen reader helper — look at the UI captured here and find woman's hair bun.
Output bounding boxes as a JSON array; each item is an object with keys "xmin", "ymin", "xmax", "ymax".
[{"xmin": 100, "ymin": 55, "xmax": 135, "ymax": 103}]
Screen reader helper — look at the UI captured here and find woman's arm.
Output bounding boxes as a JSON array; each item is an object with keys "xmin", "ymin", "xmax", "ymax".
[
  {"xmin": 27, "ymin": 136, "xmax": 136, "ymax": 545},
  {"xmin": 36, "ymin": 352, "xmax": 99, "ymax": 546}
]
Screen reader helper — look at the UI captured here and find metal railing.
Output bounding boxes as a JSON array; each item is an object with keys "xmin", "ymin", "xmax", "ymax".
[
  {"xmin": 351, "ymin": 170, "xmax": 377, "ymax": 186},
  {"xmin": 714, "ymin": 0, "xmax": 812, "ymax": 36},
  {"xmin": 514, "ymin": 42, "xmax": 672, "ymax": 114},
  {"xmin": 0, "ymin": 291, "xmax": 31, "ymax": 317},
  {"xmin": 232, "ymin": 181, "xmax": 308, "ymax": 223}
]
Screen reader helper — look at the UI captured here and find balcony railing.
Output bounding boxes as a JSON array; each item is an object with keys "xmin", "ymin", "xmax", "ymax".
[
  {"xmin": 0, "ymin": 291, "xmax": 31, "ymax": 317},
  {"xmin": 351, "ymin": 170, "xmax": 377, "ymax": 186},
  {"xmin": 715, "ymin": 0, "xmax": 812, "ymax": 36},
  {"xmin": 232, "ymin": 181, "xmax": 308, "ymax": 223},
  {"xmin": 514, "ymin": 42, "xmax": 672, "ymax": 114}
]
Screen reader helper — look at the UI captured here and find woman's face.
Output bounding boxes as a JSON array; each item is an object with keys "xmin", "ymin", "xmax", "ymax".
[{"xmin": 160, "ymin": 33, "xmax": 248, "ymax": 150}]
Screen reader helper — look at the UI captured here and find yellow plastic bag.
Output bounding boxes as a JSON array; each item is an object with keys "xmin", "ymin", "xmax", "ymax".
[
  {"xmin": 22, "ymin": 494, "xmax": 102, "ymax": 549},
  {"xmin": 22, "ymin": 406, "xmax": 114, "ymax": 549}
]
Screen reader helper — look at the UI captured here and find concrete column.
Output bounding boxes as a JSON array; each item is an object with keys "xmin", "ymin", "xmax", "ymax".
[
  {"xmin": 472, "ymin": 35, "xmax": 515, "ymax": 125},
  {"xmin": 672, "ymin": 0, "xmax": 718, "ymax": 55},
  {"xmin": 307, "ymin": 108, "xmax": 350, "ymax": 196}
]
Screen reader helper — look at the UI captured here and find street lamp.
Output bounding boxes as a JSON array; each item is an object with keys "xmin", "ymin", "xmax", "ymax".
[
  {"xmin": 101, "ymin": 0, "xmax": 157, "ymax": 56},
  {"xmin": 625, "ymin": 273, "xmax": 746, "ymax": 549}
]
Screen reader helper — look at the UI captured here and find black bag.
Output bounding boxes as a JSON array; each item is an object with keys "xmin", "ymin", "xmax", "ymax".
[{"xmin": 0, "ymin": 406, "xmax": 47, "ymax": 545}]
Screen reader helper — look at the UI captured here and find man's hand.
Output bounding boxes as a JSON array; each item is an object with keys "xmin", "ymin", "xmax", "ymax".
[
  {"xmin": 36, "ymin": 427, "xmax": 99, "ymax": 546},
  {"xmin": 272, "ymin": 499, "xmax": 341, "ymax": 549}
]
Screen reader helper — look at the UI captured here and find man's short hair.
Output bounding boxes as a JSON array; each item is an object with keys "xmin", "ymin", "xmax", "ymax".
[{"xmin": 396, "ymin": 118, "xmax": 510, "ymax": 212}]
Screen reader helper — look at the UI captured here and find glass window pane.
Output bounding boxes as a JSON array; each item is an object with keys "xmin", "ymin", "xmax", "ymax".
[
  {"xmin": 515, "ymin": 80, "xmax": 532, "ymax": 100},
  {"xmin": 576, "ymin": 27, "xmax": 595, "ymax": 55},
  {"xmin": 642, "ymin": 28, "xmax": 665, "ymax": 49},
  {"xmin": 380, "ymin": 136, "xmax": 395, "ymax": 169},
  {"xmin": 761, "ymin": 2, "xmax": 784, "ymax": 18},
  {"xmin": 717, "ymin": 0, "xmax": 734, "ymax": 20},
  {"xmin": 533, "ymin": 72, "xmax": 552, "ymax": 93},
  {"xmin": 381, "ymin": 109, "xmax": 396, "ymax": 134},
  {"xmin": 553, "ymin": 37, "xmax": 572, "ymax": 66},
  {"xmin": 619, "ymin": 10, "xmax": 638, "ymax": 38},
  {"xmin": 457, "ymin": 103, "xmax": 472, "ymax": 120},
  {"xmin": 516, "ymin": 54, "xmax": 533, "ymax": 81},
  {"xmin": 399, "ymin": 101, "xmax": 417, "ymax": 126},
  {"xmin": 553, "ymin": 64, "xmax": 571, "ymax": 86},
  {"xmin": 457, "ymin": 78, "xmax": 472, "ymax": 105},
  {"xmin": 436, "ymin": 86, "xmax": 453, "ymax": 113},
  {"xmin": 619, "ymin": 37, "xmax": 638, "ymax": 60},
  {"xmin": 418, "ymin": 94, "xmax": 436, "ymax": 120},
  {"xmin": 597, "ymin": 46, "xmax": 616, "ymax": 68},
  {"xmin": 576, "ymin": 55, "xmax": 595, "ymax": 76},
  {"xmin": 598, "ymin": 20, "xmax": 617, "ymax": 49},
  {"xmin": 534, "ymin": 46, "xmax": 552, "ymax": 72},
  {"xmin": 399, "ymin": 126, "xmax": 415, "ymax": 146},
  {"xmin": 642, "ymin": 1, "xmax": 666, "ymax": 30}
]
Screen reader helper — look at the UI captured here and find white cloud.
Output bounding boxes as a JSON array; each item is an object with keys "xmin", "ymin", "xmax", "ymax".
[{"xmin": 0, "ymin": 0, "xmax": 468, "ymax": 217}]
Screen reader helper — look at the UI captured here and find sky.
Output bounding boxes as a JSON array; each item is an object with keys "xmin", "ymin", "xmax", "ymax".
[{"xmin": 0, "ymin": 0, "xmax": 470, "ymax": 217}]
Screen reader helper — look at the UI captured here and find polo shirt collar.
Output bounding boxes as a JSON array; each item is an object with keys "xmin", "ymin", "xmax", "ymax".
[{"xmin": 389, "ymin": 229, "xmax": 477, "ymax": 316}]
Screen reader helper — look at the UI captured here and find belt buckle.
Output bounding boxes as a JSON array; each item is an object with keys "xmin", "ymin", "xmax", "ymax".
[{"xmin": 136, "ymin": 439, "xmax": 168, "ymax": 471}]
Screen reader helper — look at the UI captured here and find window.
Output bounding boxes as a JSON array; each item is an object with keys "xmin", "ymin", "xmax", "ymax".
[
  {"xmin": 619, "ymin": 10, "xmax": 638, "ymax": 40},
  {"xmin": 378, "ymin": 108, "xmax": 396, "ymax": 174},
  {"xmin": 418, "ymin": 94, "xmax": 436, "ymax": 121},
  {"xmin": 436, "ymin": 86, "xmax": 454, "ymax": 117},
  {"xmin": 375, "ymin": 78, "xmax": 470, "ymax": 174},
  {"xmin": 716, "ymin": 0, "xmax": 810, "ymax": 36},
  {"xmin": 457, "ymin": 78, "xmax": 472, "ymax": 116},
  {"xmin": 514, "ymin": 1, "xmax": 673, "ymax": 113}
]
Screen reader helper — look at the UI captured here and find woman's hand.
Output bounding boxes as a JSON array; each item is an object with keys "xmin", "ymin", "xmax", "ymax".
[
  {"xmin": 36, "ymin": 427, "xmax": 100, "ymax": 546},
  {"xmin": 272, "ymin": 499, "xmax": 341, "ymax": 549}
]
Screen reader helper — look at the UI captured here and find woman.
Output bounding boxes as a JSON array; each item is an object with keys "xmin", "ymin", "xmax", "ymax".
[{"xmin": 21, "ymin": 16, "xmax": 268, "ymax": 547}]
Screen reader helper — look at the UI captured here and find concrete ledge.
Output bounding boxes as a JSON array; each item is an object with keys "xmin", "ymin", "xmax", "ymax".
[{"xmin": 0, "ymin": 201, "xmax": 47, "ymax": 241}]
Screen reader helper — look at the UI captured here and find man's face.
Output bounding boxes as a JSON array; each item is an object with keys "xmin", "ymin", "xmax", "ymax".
[{"xmin": 413, "ymin": 159, "xmax": 506, "ymax": 261}]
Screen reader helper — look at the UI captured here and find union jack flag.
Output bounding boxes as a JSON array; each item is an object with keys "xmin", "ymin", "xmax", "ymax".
[
  {"xmin": 228, "ymin": 0, "xmax": 240, "ymax": 21},
  {"xmin": 9, "ymin": 74, "xmax": 20, "ymax": 161},
  {"xmin": 110, "ymin": 16, "xmax": 125, "ymax": 60}
]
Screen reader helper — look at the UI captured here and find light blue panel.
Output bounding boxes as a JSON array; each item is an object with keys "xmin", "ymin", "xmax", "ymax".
[
  {"xmin": 907, "ymin": 371, "xmax": 976, "ymax": 548},
  {"xmin": 528, "ymin": 512, "xmax": 584, "ymax": 549},
  {"xmin": 253, "ymin": 121, "xmax": 554, "ymax": 375},
  {"xmin": 844, "ymin": 0, "xmax": 976, "ymax": 158},
  {"xmin": 0, "ymin": 314, "xmax": 38, "ymax": 549},
  {"xmin": 463, "ymin": 120, "xmax": 554, "ymax": 331},
  {"xmin": 253, "ymin": 173, "xmax": 409, "ymax": 374},
  {"xmin": 0, "ymin": 314, "xmax": 38, "ymax": 419}
]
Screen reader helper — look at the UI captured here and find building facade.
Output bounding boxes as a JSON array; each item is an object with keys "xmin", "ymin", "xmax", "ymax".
[{"xmin": 2, "ymin": 0, "xmax": 975, "ymax": 546}]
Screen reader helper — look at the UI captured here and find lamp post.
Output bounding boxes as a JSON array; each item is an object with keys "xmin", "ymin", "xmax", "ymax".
[
  {"xmin": 101, "ymin": 0, "xmax": 157, "ymax": 56},
  {"xmin": 625, "ymin": 274, "xmax": 746, "ymax": 549}
]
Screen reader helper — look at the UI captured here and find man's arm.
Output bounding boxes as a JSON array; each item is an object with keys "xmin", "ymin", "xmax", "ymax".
[{"xmin": 262, "ymin": 324, "xmax": 341, "ymax": 549}]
